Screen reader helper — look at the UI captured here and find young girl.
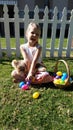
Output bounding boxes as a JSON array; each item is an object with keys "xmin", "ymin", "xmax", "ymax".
[
  {"xmin": 20, "ymin": 22, "xmax": 47, "ymax": 80},
  {"xmin": 11, "ymin": 22, "xmax": 53, "ymax": 83}
]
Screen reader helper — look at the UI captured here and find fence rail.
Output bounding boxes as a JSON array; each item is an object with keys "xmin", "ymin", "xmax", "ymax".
[{"xmin": 0, "ymin": 5, "xmax": 73, "ymax": 58}]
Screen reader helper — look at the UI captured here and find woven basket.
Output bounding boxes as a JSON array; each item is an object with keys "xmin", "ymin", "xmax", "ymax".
[{"xmin": 53, "ymin": 59, "xmax": 71, "ymax": 88}]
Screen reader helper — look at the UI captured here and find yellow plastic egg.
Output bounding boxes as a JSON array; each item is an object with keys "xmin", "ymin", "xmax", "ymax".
[
  {"xmin": 33, "ymin": 92, "xmax": 40, "ymax": 99},
  {"xmin": 56, "ymin": 71, "xmax": 62, "ymax": 76},
  {"xmin": 54, "ymin": 79, "xmax": 60, "ymax": 84}
]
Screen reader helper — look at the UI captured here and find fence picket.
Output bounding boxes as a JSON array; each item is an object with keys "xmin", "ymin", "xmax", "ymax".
[
  {"xmin": 42, "ymin": 6, "xmax": 48, "ymax": 58},
  {"xmin": 0, "ymin": 42, "xmax": 2, "ymax": 57},
  {"xmin": 3, "ymin": 5, "xmax": 11, "ymax": 57},
  {"xmin": 58, "ymin": 8, "xmax": 67, "ymax": 57},
  {"xmin": 50, "ymin": 7, "xmax": 58, "ymax": 57},
  {"xmin": 34, "ymin": 5, "xmax": 39, "ymax": 24},
  {"xmin": 66, "ymin": 10, "xmax": 73, "ymax": 57},
  {"xmin": 24, "ymin": 5, "xmax": 29, "ymax": 42},
  {"xmin": 14, "ymin": 5, "xmax": 20, "ymax": 57}
]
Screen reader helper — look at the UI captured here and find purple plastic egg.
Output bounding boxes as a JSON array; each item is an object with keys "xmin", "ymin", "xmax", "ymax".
[
  {"xmin": 26, "ymin": 81, "xmax": 30, "ymax": 85},
  {"xmin": 55, "ymin": 75, "xmax": 61, "ymax": 79}
]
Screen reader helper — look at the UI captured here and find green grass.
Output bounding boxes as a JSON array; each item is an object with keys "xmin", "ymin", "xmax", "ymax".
[{"xmin": 0, "ymin": 57, "xmax": 73, "ymax": 130}]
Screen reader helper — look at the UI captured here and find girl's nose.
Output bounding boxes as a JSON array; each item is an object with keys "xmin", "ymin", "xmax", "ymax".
[{"xmin": 33, "ymin": 33, "xmax": 36, "ymax": 36}]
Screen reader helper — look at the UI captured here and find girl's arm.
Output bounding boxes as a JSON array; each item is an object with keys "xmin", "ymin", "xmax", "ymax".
[
  {"xmin": 20, "ymin": 45, "xmax": 28, "ymax": 60},
  {"xmin": 20, "ymin": 45, "xmax": 31, "ymax": 70},
  {"xmin": 26, "ymin": 46, "xmax": 42, "ymax": 80}
]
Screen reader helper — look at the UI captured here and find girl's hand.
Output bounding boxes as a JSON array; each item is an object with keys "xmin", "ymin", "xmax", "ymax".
[{"xmin": 25, "ymin": 72, "xmax": 33, "ymax": 81}]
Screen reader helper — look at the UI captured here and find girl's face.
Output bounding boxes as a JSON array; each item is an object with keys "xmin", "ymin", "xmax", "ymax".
[{"xmin": 26, "ymin": 26, "xmax": 40, "ymax": 46}]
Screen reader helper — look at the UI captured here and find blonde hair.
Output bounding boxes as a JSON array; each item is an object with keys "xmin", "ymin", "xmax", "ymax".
[{"xmin": 26, "ymin": 22, "xmax": 41, "ymax": 37}]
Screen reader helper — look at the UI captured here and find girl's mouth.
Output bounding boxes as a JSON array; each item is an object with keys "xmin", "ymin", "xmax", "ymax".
[{"xmin": 31, "ymin": 37, "xmax": 36, "ymax": 41}]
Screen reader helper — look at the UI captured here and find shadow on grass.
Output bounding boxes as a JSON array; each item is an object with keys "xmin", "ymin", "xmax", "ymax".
[
  {"xmin": 32, "ymin": 81, "xmax": 73, "ymax": 92},
  {"xmin": 32, "ymin": 82, "xmax": 56, "ymax": 89}
]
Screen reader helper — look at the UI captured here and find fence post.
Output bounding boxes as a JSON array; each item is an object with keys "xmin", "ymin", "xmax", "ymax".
[
  {"xmin": 14, "ymin": 4, "xmax": 20, "ymax": 57},
  {"xmin": 50, "ymin": 7, "xmax": 58, "ymax": 57},
  {"xmin": 3, "ymin": 5, "xmax": 11, "ymax": 57},
  {"xmin": 34, "ymin": 5, "xmax": 39, "ymax": 24},
  {"xmin": 66, "ymin": 10, "xmax": 73, "ymax": 57},
  {"xmin": 58, "ymin": 8, "xmax": 67, "ymax": 57},
  {"xmin": 42, "ymin": 6, "xmax": 48, "ymax": 58},
  {"xmin": 24, "ymin": 5, "xmax": 29, "ymax": 43},
  {"xmin": 0, "ymin": 39, "xmax": 2, "ymax": 58}
]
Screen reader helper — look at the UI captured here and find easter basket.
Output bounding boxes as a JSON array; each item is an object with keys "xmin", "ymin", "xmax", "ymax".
[{"xmin": 53, "ymin": 59, "xmax": 71, "ymax": 88}]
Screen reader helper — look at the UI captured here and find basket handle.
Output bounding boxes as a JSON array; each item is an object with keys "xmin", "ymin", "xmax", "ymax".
[{"xmin": 54, "ymin": 59, "xmax": 70, "ymax": 82}]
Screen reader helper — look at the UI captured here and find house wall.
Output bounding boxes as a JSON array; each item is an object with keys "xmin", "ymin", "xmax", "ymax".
[
  {"xmin": 18, "ymin": 0, "xmax": 35, "ymax": 11},
  {"xmin": 68, "ymin": 0, "xmax": 73, "ymax": 10},
  {"xmin": 52, "ymin": 0, "xmax": 68, "ymax": 11},
  {"xmin": 17, "ymin": 0, "xmax": 48, "ymax": 11},
  {"xmin": 35, "ymin": 0, "xmax": 45, "ymax": 9},
  {"xmin": 17, "ymin": 0, "xmax": 73, "ymax": 12}
]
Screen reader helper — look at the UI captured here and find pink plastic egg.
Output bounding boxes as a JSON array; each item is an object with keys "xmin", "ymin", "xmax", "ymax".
[{"xmin": 22, "ymin": 84, "xmax": 29, "ymax": 90}]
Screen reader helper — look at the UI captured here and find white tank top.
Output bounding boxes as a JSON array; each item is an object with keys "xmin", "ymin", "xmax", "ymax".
[{"xmin": 20, "ymin": 43, "xmax": 42, "ymax": 63}]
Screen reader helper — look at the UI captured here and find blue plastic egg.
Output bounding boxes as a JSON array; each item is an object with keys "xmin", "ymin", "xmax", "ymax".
[
  {"xmin": 19, "ymin": 81, "xmax": 25, "ymax": 88},
  {"xmin": 61, "ymin": 73, "xmax": 68, "ymax": 81}
]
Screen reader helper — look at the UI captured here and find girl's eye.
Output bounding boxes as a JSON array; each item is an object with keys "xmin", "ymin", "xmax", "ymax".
[
  {"xmin": 31, "ymin": 32, "xmax": 39, "ymax": 36},
  {"xmin": 31, "ymin": 32, "xmax": 35, "ymax": 34}
]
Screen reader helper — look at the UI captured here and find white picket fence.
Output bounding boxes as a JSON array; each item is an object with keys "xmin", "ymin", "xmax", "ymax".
[{"xmin": 0, "ymin": 4, "xmax": 73, "ymax": 58}]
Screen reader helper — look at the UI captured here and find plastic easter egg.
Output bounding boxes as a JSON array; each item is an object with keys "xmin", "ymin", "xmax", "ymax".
[
  {"xmin": 53, "ymin": 79, "xmax": 60, "ymax": 84},
  {"xmin": 19, "ymin": 81, "xmax": 25, "ymax": 88},
  {"xmin": 61, "ymin": 75, "xmax": 67, "ymax": 81},
  {"xmin": 33, "ymin": 92, "xmax": 40, "ymax": 99},
  {"xmin": 55, "ymin": 75, "xmax": 61, "ymax": 79},
  {"xmin": 60, "ymin": 79, "xmax": 65, "ymax": 85},
  {"xmin": 63, "ymin": 72, "xmax": 67, "ymax": 76},
  {"xmin": 56, "ymin": 71, "xmax": 62, "ymax": 76},
  {"xmin": 53, "ymin": 73, "xmax": 56, "ymax": 77},
  {"xmin": 63, "ymin": 73, "xmax": 68, "ymax": 78},
  {"xmin": 26, "ymin": 81, "xmax": 30, "ymax": 85},
  {"xmin": 54, "ymin": 77, "xmax": 56, "ymax": 80},
  {"xmin": 22, "ymin": 84, "xmax": 29, "ymax": 90}
]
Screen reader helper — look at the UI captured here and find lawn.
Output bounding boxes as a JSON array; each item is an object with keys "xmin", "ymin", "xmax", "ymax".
[{"xmin": 0, "ymin": 56, "xmax": 73, "ymax": 130}]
